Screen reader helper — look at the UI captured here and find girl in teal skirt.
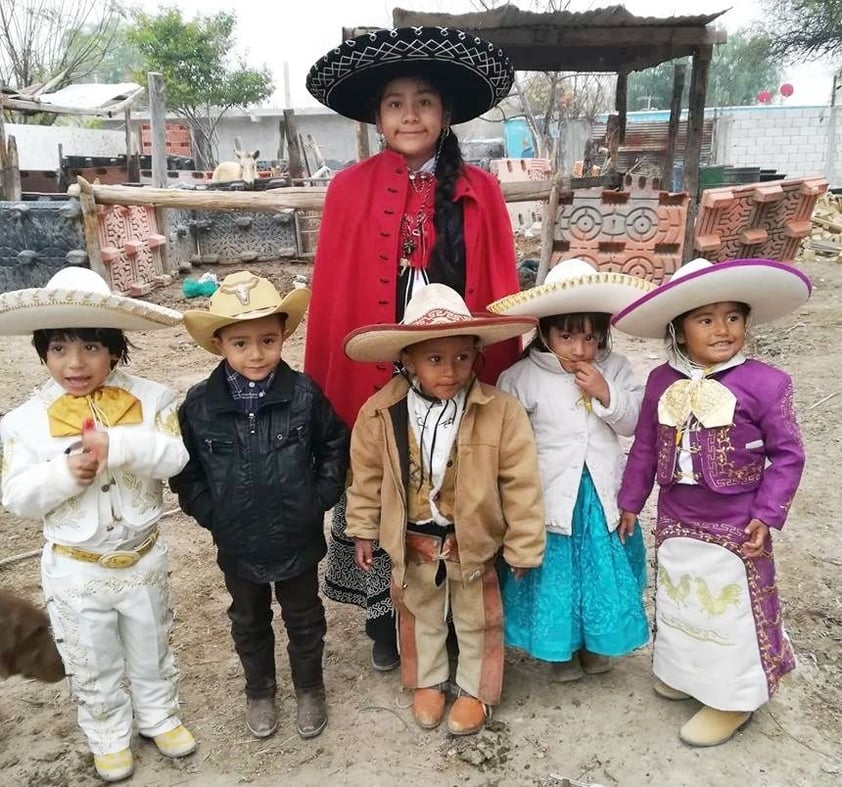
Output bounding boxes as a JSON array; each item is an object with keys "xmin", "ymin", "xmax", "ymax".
[{"xmin": 488, "ymin": 258, "xmax": 652, "ymax": 679}]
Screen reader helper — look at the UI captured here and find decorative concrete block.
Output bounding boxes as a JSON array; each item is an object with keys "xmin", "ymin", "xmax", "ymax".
[
  {"xmin": 551, "ymin": 175, "xmax": 689, "ymax": 284},
  {"xmin": 96, "ymin": 204, "xmax": 165, "ymax": 294},
  {"xmin": 694, "ymin": 176, "xmax": 828, "ymax": 261}
]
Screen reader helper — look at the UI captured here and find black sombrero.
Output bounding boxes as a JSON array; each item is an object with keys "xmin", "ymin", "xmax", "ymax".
[{"xmin": 306, "ymin": 26, "xmax": 514, "ymax": 125}]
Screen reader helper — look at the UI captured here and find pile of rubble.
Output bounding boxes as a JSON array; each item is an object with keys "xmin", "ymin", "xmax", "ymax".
[{"xmin": 801, "ymin": 191, "xmax": 842, "ymax": 263}]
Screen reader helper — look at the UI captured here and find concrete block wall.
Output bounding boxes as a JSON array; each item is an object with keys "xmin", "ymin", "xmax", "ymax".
[{"xmin": 714, "ymin": 106, "xmax": 841, "ymax": 185}]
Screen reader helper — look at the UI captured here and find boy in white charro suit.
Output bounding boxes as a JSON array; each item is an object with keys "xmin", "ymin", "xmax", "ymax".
[{"xmin": 0, "ymin": 267, "xmax": 195, "ymax": 782}]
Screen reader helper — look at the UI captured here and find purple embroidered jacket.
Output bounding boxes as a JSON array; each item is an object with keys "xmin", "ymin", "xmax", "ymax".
[{"xmin": 618, "ymin": 360, "xmax": 805, "ymax": 529}]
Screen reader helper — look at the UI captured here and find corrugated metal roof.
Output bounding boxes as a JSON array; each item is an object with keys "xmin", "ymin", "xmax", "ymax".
[{"xmin": 394, "ymin": 6, "xmax": 726, "ymax": 31}]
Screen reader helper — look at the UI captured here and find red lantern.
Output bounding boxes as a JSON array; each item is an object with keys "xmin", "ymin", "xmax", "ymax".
[
  {"xmin": 780, "ymin": 83, "xmax": 794, "ymax": 98},
  {"xmin": 757, "ymin": 90, "xmax": 772, "ymax": 104}
]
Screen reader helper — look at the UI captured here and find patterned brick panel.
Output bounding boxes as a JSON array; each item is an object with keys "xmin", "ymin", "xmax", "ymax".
[
  {"xmin": 97, "ymin": 205, "xmax": 167, "ymax": 295},
  {"xmin": 0, "ymin": 201, "xmax": 87, "ymax": 292},
  {"xmin": 490, "ymin": 158, "xmax": 552, "ymax": 232},
  {"xmin": 140, "ymin": 123, "xmax": 192, "ymax": 158},
  {"xmin": 192, "ymin": 211, "xmax": 297, "ymax": 264},
  {"xmin": 694, "ymin": 177, "xmax": 829, "ymax": 262},
  {"xmin": 551, "ymin": 175, "xmax": 688, "ymax": 284}
]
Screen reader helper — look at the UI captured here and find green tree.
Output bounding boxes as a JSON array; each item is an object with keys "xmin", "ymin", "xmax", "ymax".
[
  {"xmin": 627, "ymin": 32, "xmax": 783, "ymax": 110},
  {"xmin": 127, "ymin": 7, "xmax": 274, "ymax": 167},
  {"xmin": 761, "ymin": 0, "xmax": 842, "ymax": 59}
]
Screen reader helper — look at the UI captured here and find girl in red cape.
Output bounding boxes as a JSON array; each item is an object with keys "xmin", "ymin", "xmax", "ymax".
[{"xmin": 304, "ymin": 26, "xmax": 521, "ymax": 670}]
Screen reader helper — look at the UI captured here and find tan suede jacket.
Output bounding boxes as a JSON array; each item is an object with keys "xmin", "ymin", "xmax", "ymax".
[{"xmin": 346, "ymin": 375, "xmax": 546, "ymax": 588}]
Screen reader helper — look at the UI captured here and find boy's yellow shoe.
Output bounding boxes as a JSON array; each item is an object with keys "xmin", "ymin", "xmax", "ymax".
[
  {"xmin": 679, "ymin": 706, "xmax": 752, "ymax": 747},
  {"xmin": 93, "ymin": 748, "xmax": 134, "ymax": 782},
  {"xmin": 148, "ymin": 724, "xmax": 197, "ymax": 758}
]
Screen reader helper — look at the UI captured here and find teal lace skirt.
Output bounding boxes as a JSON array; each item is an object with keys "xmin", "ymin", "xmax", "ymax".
[{"xmin": 501, "ymin": 466, "xmax": 649, "ymax": 662}]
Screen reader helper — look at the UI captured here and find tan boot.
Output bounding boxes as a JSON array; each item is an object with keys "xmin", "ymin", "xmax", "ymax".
[
  {"xmin": 446, "ymin": 696, "xmax": 488, "ymax": 736},
  {"xmin": 412, "ymin": 687, "xmax": 446, "ymax": 729},
  {"xmin": 653, "ymin": 678, "xmax": 691, "ymax": 701},
  {"xmin": 148, "ymin": 724, "xmax": 197, "ymax": 758},
  {"xmin": 580, "ymin": 650, "xmax": 613, "ymax": 675},
  {"xmin": 679, "ymin": 706, "xmax": 752, "ymax": 747}
]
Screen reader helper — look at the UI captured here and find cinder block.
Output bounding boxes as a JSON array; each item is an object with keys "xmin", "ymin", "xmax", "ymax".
[{"xmin": 128, "ymin": 282, "xmax": 153, "ymax": 297}]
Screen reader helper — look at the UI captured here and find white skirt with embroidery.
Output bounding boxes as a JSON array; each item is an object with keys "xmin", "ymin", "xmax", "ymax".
[{"xmin": 654, "ymin": 536, "xmax": 772, "ymax": 711}]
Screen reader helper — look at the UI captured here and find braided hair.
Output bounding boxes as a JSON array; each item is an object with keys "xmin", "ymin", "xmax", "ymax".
[{"xmin": 429, "ymin": 128, "xmax": 466, "ymax": 290}]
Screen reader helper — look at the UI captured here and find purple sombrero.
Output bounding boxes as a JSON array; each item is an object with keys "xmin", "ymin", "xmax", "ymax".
[{"xmin": 611, "ymin": 258, "xmax": 812, "ymax": 339}]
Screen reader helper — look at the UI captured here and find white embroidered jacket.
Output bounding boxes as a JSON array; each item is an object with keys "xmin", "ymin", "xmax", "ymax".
[
  {"xmin": 497, "ymin": 349, "xmax": 644, "ymax": 535},
  {"xmin": 1, "ymin": 369, "xmax": 189, "ymax": 546}
]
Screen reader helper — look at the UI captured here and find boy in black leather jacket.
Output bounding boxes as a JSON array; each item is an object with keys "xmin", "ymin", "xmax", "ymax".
[{"xmin": 171, "ymin": 271, "xmax": 349, "ymax": 741}]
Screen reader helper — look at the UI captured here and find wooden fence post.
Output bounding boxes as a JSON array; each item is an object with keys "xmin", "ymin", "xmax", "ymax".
[{"xmin": 77, "ymin": 177, "xmax": 108, "ymax": 280}]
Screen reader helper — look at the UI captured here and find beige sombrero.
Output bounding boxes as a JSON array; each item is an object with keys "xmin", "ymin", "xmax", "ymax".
[
  {"xmin": 487, "ymin": 257, "xmax": 656, "ymax": 319},
  {"xmin": 344, "ymin": 283, "xmax": 536, "ymax": 363},
  {"xmin": 0, "ymin": 266, "xmax": 182, "ymax": 334},
  {"xmin": 611, "ymin": 258, "xmax": 813, "ymax": 339},
  {"xmin": 183, "ymin": 270, "xmax": 310, "ymax": 355}
]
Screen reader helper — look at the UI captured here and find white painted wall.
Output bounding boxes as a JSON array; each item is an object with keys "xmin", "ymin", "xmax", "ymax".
[
  {"xmin": 712, "ymin": 106, "xmax": 842, "ymax": 185},
  {"xmin": 8, "ymin": 124, "xmax": 127, "ymax": 170}
]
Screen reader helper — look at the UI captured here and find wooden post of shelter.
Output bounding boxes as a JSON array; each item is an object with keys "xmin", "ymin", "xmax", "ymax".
[
  {"xmin": 355, "ymin": 122, "xmax": 371, "ymax": 162},
  {"xmin": 605, "ymin": 114, "xmax": 620, "ymax": 175},
  {"xmin": 663, "ymin": 63, "xmax": 687, "ymax": 190},
  {"xmin": 147, "ymin": 71, "xmax": 174, "ymax": 274},
  {"xmin": 77, "ymin": 176, "xmax": 108, "ymax": 280},
  {"xmin": 615, "ymin": 72, "xmax": 628, "ymax": 143},
  {"xmin": 536, "ymin": 173, "xmax": 565, "ymax": 285},
  {"xmin": 283, "ymin": 109, "xmax": 305, "ymax": 180},
  {"xmin": 0, "ymin": 98, "xmax": 6, "ymax": 199},
  {"xmin": 683, "ymin": 45, "xmax": 712, "ymax": 261},
  {"xmin": 5, "ymin": 136, "xmax": 21, "ymax": 201}
]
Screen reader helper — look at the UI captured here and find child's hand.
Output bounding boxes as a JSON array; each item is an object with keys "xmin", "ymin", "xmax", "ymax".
[
  {"xmin": 81, "ymin": 418, "xmax": 108, "ymax": 474},
  {"xmin": 508, "ymin": 565, "xmax": 529, "ymax": 581},
  {"xmin": 67, "ymin": 451, "xmax": 99, "ymax": 485},
  {"xmin": 570, "ymin": 362, "xmax": 610, "ymax": 407},
  {"xmin": 618, "ymin": 511, "xmax": 638, "ymax": 544},
  {"xmin": 354, "ymin": 538, "xmax": 375, "ymax": 571},
  {"xmin": 742, "ymin": 518, "xmax": 769, "ymax": 558}
]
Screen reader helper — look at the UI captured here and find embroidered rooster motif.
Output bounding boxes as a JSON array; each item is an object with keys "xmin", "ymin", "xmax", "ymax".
[
  {"xmin": 695, "ymin": 578, "xmax": 742, "ymax": 617},
  {"xmin": 658, "ymin": 567, "xmax": 692, "ymax": 606}
]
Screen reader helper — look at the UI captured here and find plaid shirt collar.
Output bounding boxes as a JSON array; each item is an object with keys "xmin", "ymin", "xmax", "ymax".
[{"xmin": 224, "ymin": 363, "xmax": 276, "ymax": 414}]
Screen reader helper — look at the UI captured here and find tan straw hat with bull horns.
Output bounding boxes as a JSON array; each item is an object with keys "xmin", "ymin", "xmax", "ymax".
[{"xmin": 183, "ymin": 270, "xmax": 310, "ymax": 355}]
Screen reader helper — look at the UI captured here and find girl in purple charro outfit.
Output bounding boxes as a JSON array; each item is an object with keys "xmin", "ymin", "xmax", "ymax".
[{"xmin": 614, "ymin": 257, "xmax": 810, "ymax": 749}]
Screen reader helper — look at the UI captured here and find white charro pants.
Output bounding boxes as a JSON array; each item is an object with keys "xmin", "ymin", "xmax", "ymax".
[{"xmin": 41, "ymin": 540, "xmax": 182, "ymax": 755}]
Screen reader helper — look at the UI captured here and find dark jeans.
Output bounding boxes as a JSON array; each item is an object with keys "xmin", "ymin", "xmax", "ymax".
[{"xmin": 224, "ymin": 566, "xmax": 326, "ymax": 699}]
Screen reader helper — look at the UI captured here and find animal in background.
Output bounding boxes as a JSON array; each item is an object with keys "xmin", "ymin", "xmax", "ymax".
[
  {"xmin": 211, "ymin": 149, "xmax": 260, "ymax": 186},
  {"xmin": 0, "ymin": 589, "xmax": 65, "ymax": 683}
]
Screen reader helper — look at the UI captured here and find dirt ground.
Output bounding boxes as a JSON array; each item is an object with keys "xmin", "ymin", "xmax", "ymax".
[{"xmin": 1, "ymin": 257, "xmax": 841, "ymax": 787}]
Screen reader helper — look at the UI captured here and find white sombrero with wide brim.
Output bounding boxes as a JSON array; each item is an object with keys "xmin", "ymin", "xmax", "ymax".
[
  {"xmin": 0, "ymin": 266, "xmax": 182, "ymax": 334},
  {"xmin": 611, "ymin": 258, "xmax": 812, "ymax": 339},
  {"xmin": 183, "ymin": 270, "xmax": 310, "ymax": 355},
  {"xmin": 344, "ymin": 283, "xmax": 535, "ymax": 363},
  {"xmin": 487, "ymin": 257, "xmax": 656, "ymax": 319}
]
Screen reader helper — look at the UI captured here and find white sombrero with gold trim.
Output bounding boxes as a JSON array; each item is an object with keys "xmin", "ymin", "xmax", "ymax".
[
  {"xmin": 183, "ymin": 270, "xmax": 310, "ymax": 355},
  {"xmin": 344, "ymin": 283, "xmax": 535, "ymax": 363},
  {"xmin": 0, "ymin": 266, "xmax": 182, "ymax": 334},
  {"xmin": 611, "ymin": 258, "xmax": 812, "ymax": 339},
  {"xmin": 487, "ymin": 258, "xmax": 656, "ymax": 320}
]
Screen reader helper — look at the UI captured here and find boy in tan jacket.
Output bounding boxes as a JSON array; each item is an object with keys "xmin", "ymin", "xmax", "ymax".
[{"xmin": 343, "ymin": 284, "xmax": 546, "ymax": 736}]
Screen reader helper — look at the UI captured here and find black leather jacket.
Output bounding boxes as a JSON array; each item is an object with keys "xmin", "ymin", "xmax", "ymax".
[{"xmin": 171, "ymin": 360, "xmax": 349, "ymax": 579}]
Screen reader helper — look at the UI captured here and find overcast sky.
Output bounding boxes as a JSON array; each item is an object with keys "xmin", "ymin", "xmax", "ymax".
[{"xmin": 158, "ymin": 0, "xmax": 837, "ymax": 108}]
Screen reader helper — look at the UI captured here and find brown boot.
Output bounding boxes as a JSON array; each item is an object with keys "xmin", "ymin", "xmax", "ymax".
[
  {"xmin": 580, "ymin": 650, "xmax": 613, "ymax": 675},
  {"xmin": 246, "ymin": 697, "xmax": 278, "ymax": 738},
  {"xmin": 296, "ymin": 687, "xmax": 327, "ymax": 739},
  {"xmin": 412, "ymin": 687, "xmax": 446, "ymax": 730},
  {"xmin": 446, "ymin": 695, "xmax": 487, "ymax": 736}
]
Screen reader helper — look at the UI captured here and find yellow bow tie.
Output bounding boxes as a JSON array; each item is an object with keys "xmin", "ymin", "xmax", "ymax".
[
  {"xmin": 658, "ymin": 376, "xmax": 736, "ymax": 430},
  {"xmin": 48, "ymin": 386, "xmax": 143, "ymax": 437}
]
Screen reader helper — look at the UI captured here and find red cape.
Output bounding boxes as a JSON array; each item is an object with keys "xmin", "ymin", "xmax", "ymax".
[{"xmin": 304, "ymin": 149, "xmax": 520, "ymax": 427}]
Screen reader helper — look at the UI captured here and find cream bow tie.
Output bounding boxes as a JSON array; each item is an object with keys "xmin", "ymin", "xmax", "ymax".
[{"xmin": 658, "ymin": 376, "xmax": 736, "ymax": 429}]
